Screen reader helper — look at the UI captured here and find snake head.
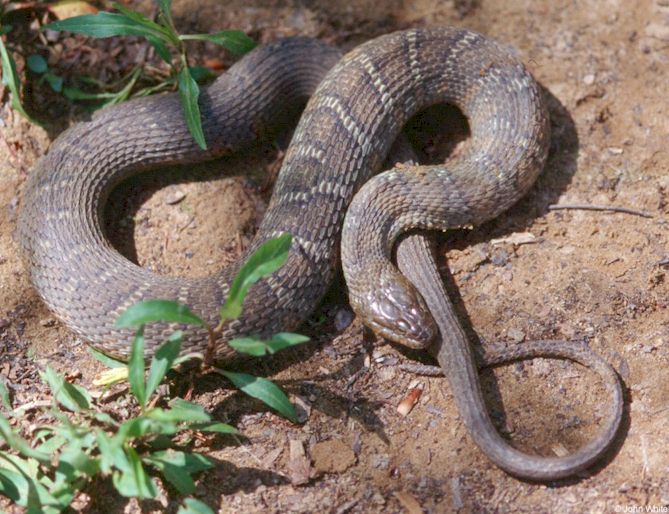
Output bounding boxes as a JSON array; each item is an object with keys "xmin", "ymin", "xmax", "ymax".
[{"xmin": 355, "ymin": 271, "xmax": 437, "ymax": 349}]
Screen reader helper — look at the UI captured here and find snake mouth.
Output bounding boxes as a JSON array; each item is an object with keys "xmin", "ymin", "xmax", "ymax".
[{"xmin": 354, "ymin": 272, "xmax": 438, "ymax": 349}]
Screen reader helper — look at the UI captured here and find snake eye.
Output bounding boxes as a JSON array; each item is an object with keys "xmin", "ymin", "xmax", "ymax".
[{"xmin": 365, "ymin": 272, "xmax": 437, "ymax": 349}]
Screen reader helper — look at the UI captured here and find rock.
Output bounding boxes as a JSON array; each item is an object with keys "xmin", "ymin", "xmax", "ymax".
[
  {"xmin": 507, "ymin": 328, "xmax": 525, "ymax": 343},
  {"xmin": 311, "ymin": 439, "xmax": 356, "ymax": 473},
  {"xmin": 334, "ymin": 309, "xmax": 353, "ymax": 331},
  {"xmin": 583, "ymin": 73, "xmax": 595, "ymax": 85},
  {"xmin": 164, "ymin": 190, "xmax": 186, "ymax": 205}
]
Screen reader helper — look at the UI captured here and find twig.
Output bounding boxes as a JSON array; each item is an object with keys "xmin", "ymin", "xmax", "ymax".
[{"xmin": 548, "ymin": 203, "xmax": 653, "ymax": 218}]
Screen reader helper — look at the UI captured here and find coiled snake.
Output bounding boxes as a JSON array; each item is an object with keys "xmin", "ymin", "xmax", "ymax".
[{"xmin": 18, "ymin": 27, "xmax": 622, "ymax": 480}]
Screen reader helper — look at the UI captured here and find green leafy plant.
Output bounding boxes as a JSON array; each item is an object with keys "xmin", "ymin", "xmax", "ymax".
[
  {"xmin": 0, "ymin": 22, "xmax": 38, "ymax": 124},
  {"xmin": 45, "ymin": 1, "xmax": 256, "ymax": 149},
  {"xmin": 113, "ymin": 232, "xmax": 307, "ymax": 422},
  {"xmin": 0, "ymin": 234, "xmax": 308, "ymax": 512},
  {"xmin": 0, "ymin": 339, "xmax": 229, "ymax": 512}
]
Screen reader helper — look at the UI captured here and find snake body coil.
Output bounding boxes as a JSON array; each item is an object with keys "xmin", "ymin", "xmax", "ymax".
[
  {"xmin": 19, "ymin": 28, "xmax": 623, "ymax": 481},
  {"xmin": 19, "ymin": 28, "xmax": 548, "ymax": 359}
]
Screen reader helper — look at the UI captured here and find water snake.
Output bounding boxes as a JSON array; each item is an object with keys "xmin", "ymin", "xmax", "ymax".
[{"xmin": 18, "ymin": 27, "xmax": 622, "ymax": 480}]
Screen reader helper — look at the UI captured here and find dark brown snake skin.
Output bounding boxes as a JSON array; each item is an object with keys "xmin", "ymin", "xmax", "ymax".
[{"xmin": 18, "ymin": 28, "xmax": 622, "ymax": 480}]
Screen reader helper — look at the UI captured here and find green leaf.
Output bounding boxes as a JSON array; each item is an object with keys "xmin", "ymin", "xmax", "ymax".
[
  {"xmin": 0, "ymin": 466, "xmax": 26, "ymax": 505},
  {"xmin": 153, "ymin": 459, "xmax": 195, "ymax": 494},
  {"xmin": 147, "ymin": 34, "xmax": 172, "ymax": 63},
  {"xmin": 40, "ymin": 367, "xmax": 91, "ymax": 412},
  {"xmin": 180, "ymin": 30, "xmax": 256, "ymax": 56},
  {"xmin": 144, "ymin": 450, "xmax": 212, "ymax": 495},
  {"xmin": 95, "ymin": 430, "xmax": 124, "ymax": 474},
  {"xmin": 44, "ymin": 72, "xmax": 63, "ymax": 93},
  {"xmin": 112, "ymin": 446, "xmax": 158, "ymax": 499},
  {"xmin": 118, "ymin": 416, "xmax": 179, "ymax": 439},
  {"xmin": 92, "ymin": 411, "xmax": 117, "ymax": 426},
  {"xmin": 190, "ymin": 422, "xmax": 237, "ymax": 434},
  {"xmin": 150, "ymin": 450, "xmax": 212, "ymax": 474},
  {"xmin": 102, "ymin": 65, "xmax": 142, "ymax": 107},
  {"xmin": 0, "ymin": 33, "xmax": 38, "ymax": 124},
  {"xmin": 220, "ymin": 234, "xmax": 292, "ymax": 320},
  {"xmin": 178, "ymin": 498, "xmax": 215, "ymax": 514},
  {"xmin": 172, "ymin": 352, "xmax": 205, "ymax": 368},
  {"xmin": 88, "ymin": 347, "xmax": 126, "ymax": 369},
  {"xmin": 188, "ymin": 65, "xmax": 216, "ymax": 83},
  {"xmin": 63, "ymin": 86, "xmax": 117, "ymax": 101},
  {"xmin": 26, "ymin": 54, "xmax": 47, "ymax": 74},
  {"xmin": 128, "ymin": 326, "xmax": 147, "ymax": 408},
  {"xmin": 57, "ymin": 441, "xmax": 100, "ymax": 478},
  {"xmin": 0, "ymin": 380, "xmax": 11, "ymax": 409},
  {"xmin": 228, "ymin": 332, "xmax": 309, "ymax": 356},
  {"xmin": 116, "ymin": 299, "xmax": 205, "ymax": 328},
  {"xmin": 45, "ymin": 11, "xmax": 174, "ymax": 44},
  {"xmin": 218, "ymin": 370, "xmax": 297, "ymax": 422},
  {"xmin": 34, "ymin": 434, "xmax": 67, "ymax": 455},
  {"xmin": 157, "ymin": 0, "xmax": 173, "ymax": 24},
  {"xmin": 177, "ymin": 65, "xmax": 206, "ymax": 150},
  {"xmin": 146, "ymin": 398, "xmax": 210, "ymax": 424},
  {"xmin": 145, "ymin": 331, "xmax": 182, "ymax": 401}
]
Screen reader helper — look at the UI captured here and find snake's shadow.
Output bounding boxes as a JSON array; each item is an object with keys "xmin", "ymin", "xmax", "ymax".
[{"xmin": 391, "ymin": 86, "xmax": 631, "ymax": 484}]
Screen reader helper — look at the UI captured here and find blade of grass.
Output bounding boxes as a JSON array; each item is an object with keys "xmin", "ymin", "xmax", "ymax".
[
  {"xmin": 45, "ymin": 11, "xmax": 174, "ymax": 44},
  {"xmin": 116, "ymin": 299, "xmax": 205, "ymax": 328},
  {"xmin": 145, "ymin": 332, "xmax": 182, "ymax": 401},
  {"xmin": 0, "ymin": 33, "xmax": 39, "ymax": 124},
  {"xmin": 228, "ymin": 332, "xmax": 309, "ymax": 356},
  {"xmin": 177, "ymin": 64, "xmax": 206, "ymax": 150},
  {"xmin": 128, "ymin": 326, "xmax": 147, "ymax": 408},
  {"xmin": 179, "ymin": 30, "xmax": 255, "ymax": 55},
  {"xmin": 220, "ymin": 234, "xmax": 292, "ymax": 320},
  {"xmin": 216, "ymin": 370, "xmax": 297, "ymax": 422}
]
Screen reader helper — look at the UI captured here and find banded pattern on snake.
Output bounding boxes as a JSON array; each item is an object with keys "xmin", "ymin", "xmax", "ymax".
[{"xmin": 18, "ymin": 27, "xmax": 622, "ymax": 480}]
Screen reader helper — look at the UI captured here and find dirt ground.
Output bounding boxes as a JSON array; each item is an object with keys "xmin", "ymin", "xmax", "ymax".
[{"xmin": 1, "ymin": 0, "xmax": 669, "ymax": 512}]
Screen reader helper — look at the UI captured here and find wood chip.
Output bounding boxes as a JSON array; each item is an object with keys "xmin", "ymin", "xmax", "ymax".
[
  {"xmin": 394, "ymin": 490, "xmax": 424, "ymax": 514},
  {"xmin": 397, "ymin": 383, "xmax": 423, "ymax": 417},
  {"xmin": 490, "ymin": 231, "xmax": 538, "ymax": 246},
  {"xmin": 552, "ymin": 442, "xmax": 569, "ymax": 457},
  {"xmin": 288, "ymin": 439, "xmax": 311, "ymax": 486},
  {"xmin": 263, "ymin": 446, "xmax": 283, "ymax": 467}
]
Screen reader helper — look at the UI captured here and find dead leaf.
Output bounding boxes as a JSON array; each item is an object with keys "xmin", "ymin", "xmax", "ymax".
[
  {"xmin": 490, "ymin": 231, "xmax": 538, "ymax": 246},
  {"xmin": 49, "ymin": 1, "xmax": 98, "ymax": 20}
]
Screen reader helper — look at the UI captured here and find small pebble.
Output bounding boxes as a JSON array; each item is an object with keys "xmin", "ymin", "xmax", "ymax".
[
  {"xmin": 583, "ymin": 73, "xmax": 595, "ymax": 85},
  {"xmin": 607, "ymin": 147, "xmax": 623, "ymax": 155},
  {"xmin": 507, "ymin": 328, "xmax": 525, "ymax": 343},
  {"xmin": 334, "ymin": 309, "xmax": 353, "ymax": 331},
  {"xmin": 491, "ymin": 249, "xmax": 509, "ymax": 266},
  {"xmin": 371, "ymin": 454, "xmax": 390, "ymax": 469},
  {"xmin": 164, "ymin": 190, "xmax": 186, "ymax": 205}
]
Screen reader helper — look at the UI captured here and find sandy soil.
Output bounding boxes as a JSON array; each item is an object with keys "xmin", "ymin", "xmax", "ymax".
[{"xmin": 1, "ymin": 0, "xmax": 669, "ymax": 512}]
